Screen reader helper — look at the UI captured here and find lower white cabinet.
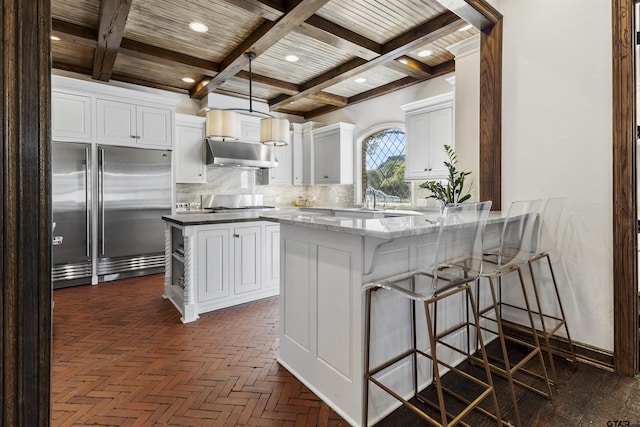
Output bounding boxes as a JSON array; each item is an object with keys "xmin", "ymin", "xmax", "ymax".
[{"xmin": 164, "ymin": 220, "xmax": 280, "ymax": 323}]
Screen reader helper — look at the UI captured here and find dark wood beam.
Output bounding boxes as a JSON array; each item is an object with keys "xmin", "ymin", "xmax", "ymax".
[
  {"xmin": 270, "ymin": 10, "xmax": 465, "ymax": 110},
  {"xmin": 611, "ymin": 0, "xmax": 638, "ymax": 377},
  {"xmin": 302, "ymin": 60, "xmax": 455, "ymax": 119},
  {"xmin": 1, "ymin": 0, "xmax": 51, "ymax": 424},
  {"xmin": 308, "ymin": 91, "xmax": 348, "ymax": 107},
  {"xmin": 436, "ymin": 0, "xmax": 501, "ymax": 30},
  {"xmin": 235, "ymin": 70, "xmax": 299, "ymax": 95},
  {"xmin": 51, "ymin": 19, "xmax": 97, "ymax": 48},
  {"xmin": 119, "ymin": 39, "xmax": 219, "ymax": 77},
  {"xmin": 219, "ymin": 0, "xmax": 285, "ymax": 21},
  {"xmin": 297, "ymin": 15, "xmax": 382, "ymax": 60},
  {"xmin": 190, "ymin": 0, "xmax": 332, "ymax": 99},
  {"xmin": 385, "ymin": 56, "xmax": 434, "ymax": 79},
  {"xmin": 92, "ymin": 0, "xmax": 133, "ymax": 81}
]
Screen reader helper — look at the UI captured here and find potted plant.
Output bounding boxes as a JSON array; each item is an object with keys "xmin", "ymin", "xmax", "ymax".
[{"xmin": 419, "ymin": 144, "xmax": 472, "ymax": 207}]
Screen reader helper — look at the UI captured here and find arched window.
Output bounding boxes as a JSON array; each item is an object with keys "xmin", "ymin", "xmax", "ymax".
[{"xmin": 362, "ymin": 128, "xmax": 410, "ymax": 208}]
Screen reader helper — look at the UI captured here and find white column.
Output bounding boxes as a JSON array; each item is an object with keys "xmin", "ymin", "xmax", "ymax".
[{"xmin": 446, "ymin": 35, "xmax": 481, "ymax": 202}]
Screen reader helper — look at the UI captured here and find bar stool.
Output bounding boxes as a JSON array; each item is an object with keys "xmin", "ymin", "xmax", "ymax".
[
  {"xmin": 363, "ymin": 201, "xmax": 502, "ymax": 426},
  {"xmin": 522, "ymin": 197, "xmax": 577, "ymax": 380},
  {"xmin": 471, "ymin": 199, "xmax": 553, "ymax": 427}
]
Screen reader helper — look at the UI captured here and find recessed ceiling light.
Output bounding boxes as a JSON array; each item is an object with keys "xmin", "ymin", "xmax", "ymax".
[
  {"xmin": 50, "ymin": 35, "xmax": 61, "ymax": 41},
  {"xmin": 182, "ymin": 77, "xmax": 195, "ymax": 83},
  {"xmin": 398, "ymin": 58, "xmax": 408, "ymax": 65},
  {"xmin": 418, "ymin": 49, "xmax": 433, "ymax": 58},
  {"xmin": 189, "ymin": 22, "xmax": 209, "ymax": 33},
  {"xmin": 458, "ymin": 24, "xmax": 473, "ymax": 32},
  {"xmin": 355, "ymin": 77, "xmax": 367, "ymax": 83},
  {"xmin": 284, "ymin": 54, "xmax": 299, "ymax": 62}
]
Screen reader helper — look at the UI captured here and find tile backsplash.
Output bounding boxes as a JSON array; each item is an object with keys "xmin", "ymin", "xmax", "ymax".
[{"xmin": 176, "ymin": 167, "xmax": 355, "ymax": 208}]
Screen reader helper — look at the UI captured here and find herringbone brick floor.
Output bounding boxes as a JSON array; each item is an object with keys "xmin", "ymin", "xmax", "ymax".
[{"xmin": 52, "ymin": 275, "xmax": 349, "ymax": 427}]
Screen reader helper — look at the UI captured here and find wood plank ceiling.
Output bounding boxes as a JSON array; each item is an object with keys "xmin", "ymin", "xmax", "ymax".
[{"xmin": 51, "ymin": 0, "xmax": 478, "ymax": 119}]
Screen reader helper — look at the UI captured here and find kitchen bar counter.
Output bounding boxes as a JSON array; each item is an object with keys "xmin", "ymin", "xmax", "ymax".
[{"xmin": 263, "ymin": 209, "xmax": 504, "ymax": 426}]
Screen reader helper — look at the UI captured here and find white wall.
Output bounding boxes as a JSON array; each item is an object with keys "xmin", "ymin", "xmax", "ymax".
[{"xmin": 497, "ymin": 0, "xmax": 613, "ymax": 350}]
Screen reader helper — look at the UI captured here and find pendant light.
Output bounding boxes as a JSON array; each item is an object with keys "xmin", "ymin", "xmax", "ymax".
[{"xmin": 205, "ymin": 51, "xmax": 290, "ymax": 146}]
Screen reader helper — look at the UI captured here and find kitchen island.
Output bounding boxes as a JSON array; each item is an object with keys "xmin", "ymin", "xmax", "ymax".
[
  {"xmin": 260, "ymin": 210, "xmax": 504, "ymax": 427},
  {"xmin": 162, "ymin": 211, "xmax": 285, "ymax": 323}
]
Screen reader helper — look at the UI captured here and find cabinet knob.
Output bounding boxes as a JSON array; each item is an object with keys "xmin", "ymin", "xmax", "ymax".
[
  {"xmin": 130, "ymin": 135, "xmax": 136, "ymax": 139},
  {"xmin": 424, "ymin": 168, "xmax": 432, "ymax": 171},
  {"xmin": 324, "ymin": 175, "xmax": 329, "ymax": 178},
  {"xmin": 233, "ymin": 234, "xmax": 240, "ymax": 238}
]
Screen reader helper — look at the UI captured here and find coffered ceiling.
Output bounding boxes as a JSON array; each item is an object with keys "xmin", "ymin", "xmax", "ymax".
[{"xmin": 51, "ymin": 0, "xmax": 479, "ymax": 119}]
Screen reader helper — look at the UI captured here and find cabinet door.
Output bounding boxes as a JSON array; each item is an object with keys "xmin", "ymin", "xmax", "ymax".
[
  {"xmin": 269, "ymin": 143, "xmax": 292, "ymax": 185},
  {"xmin": 314, "ymin": 131, "xmax": 340, "ymax": 184},
  {"xmin": 175, "ymin": 124, "xmax": 205, "ymax": 183},
  {"xmin": 197, "ymin": 228, "xmax": 230, "ymax": 302},
  {"xmin": 292, "ymin": 127, "xmax": 304, "ymax": 185},
  {"xmin": 137, "ymin": 105, "xmax": 173, "ymax": 147},
  {"xmin": 264, "ymin": 224, "xmax": 280, "ymax": 289},
  {"xmin": 52, "ymin": 92, "xmax": 92, "ymax": 141},
  {"xmin": 405, "ymin": 107, "xmax": 452, "ymax": 180},
  {"xmin": 232, "ymin": 225, "xmax": 262, "ymax": 294},
  {"xmin": 426, "ymin": 107, "xmax": 452, "ymax": 177},
  {"xmin": 405, "ymin": 111, "xmax": 430, "ymax": 179},
  {"xmin": 96, "ymin": 99, "xmax": 137, "ymax": 144}
]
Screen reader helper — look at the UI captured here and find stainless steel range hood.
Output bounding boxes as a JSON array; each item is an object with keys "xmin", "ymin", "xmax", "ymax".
[{"xmin": 206, "ymin": 138, "xmax": 278, "ymax": 168}]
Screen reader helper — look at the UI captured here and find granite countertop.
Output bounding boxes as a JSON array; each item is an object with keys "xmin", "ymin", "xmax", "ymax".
[
  {"xmin": 162, "ymin": 211, "xmax": 275, "ymax": 226},
  {"xmin": 259, "ymin": 211, "xmax": 506, "ymax": 239}
]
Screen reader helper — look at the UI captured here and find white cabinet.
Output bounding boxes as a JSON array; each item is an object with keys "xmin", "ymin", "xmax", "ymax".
[
  {"xmin": 175, "ymin": 115, "xmax": 206, "ymax": 183},
  {"xmin": 313, "ymin": 122, "xmax": 355, "ymax": 184},
  {"xmin": 264, "ymin": 224, "xmax": 280, "ymax": 289},
  {"xmin": 164, "ymin": 220, "xmax": 280, "ymax": 322},
  {"xmin": 52, "ymin": 91, "xmax": 92, "ymax": 141},
  {"xmin": 401, "ymin": 93, "xmax": 454, "ymax": 180},
  {"xmin": 300, "ymin": 122, "xmax": 322, "ymax": 184},
  {"xmin": 97, "ymin": 98, "xmax": 173, "ymax": 148},
  {"xmin": 267, "ymin": 143, "xmax": 292, "ymax": 185},
  {"xmin": 232, "ymin": 224, "xmax": 262, "ymax": 294},
  {"xmin": 291, "ymin": 123, "xmax": 305, "ymax": 185},
  {"xmin": 197, "ymin": 227, "xmax": 231, "ymax": 302}
]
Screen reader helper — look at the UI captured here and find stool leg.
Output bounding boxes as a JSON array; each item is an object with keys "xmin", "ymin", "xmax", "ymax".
[
  {"xmin": 487, "ymin": 275, "xmax": 522, "ymax": 427},
  {"xmin": 526, "ymin": 258, "xmax": 558, "ymax": 382},
  {"xmin": 467, "ymin": 286, "xmax": 503, "ymax": 426},
  {"xmin": 424, "ymin": 299, "xmax": 448, "ymax": 426},
  {"xmin": 363, "ymin": 287, "xmax": 373, "ymax": 427},
  {"xmin": 516, "ymin": 267, "xmax": 553, "ymax": 399}
]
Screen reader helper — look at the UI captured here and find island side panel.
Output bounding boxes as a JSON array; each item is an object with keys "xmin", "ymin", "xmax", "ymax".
[{"xmin": 278, "ymin": 224, "xmax": 364, "ymax": 427}]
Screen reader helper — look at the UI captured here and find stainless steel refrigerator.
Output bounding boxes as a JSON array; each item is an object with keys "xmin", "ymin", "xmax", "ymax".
[{"xmin": 52, "ymin": 142, "xmax": 171, "ymax": 289}]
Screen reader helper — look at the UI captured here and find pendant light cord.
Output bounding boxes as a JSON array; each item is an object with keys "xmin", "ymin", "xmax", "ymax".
[{"xmin": 246, "ymin": 51, "xmax": 255, "ymax": 113}]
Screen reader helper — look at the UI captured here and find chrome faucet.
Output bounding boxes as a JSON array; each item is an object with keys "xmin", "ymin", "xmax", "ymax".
[{"xmin": 366, "ymin": 186, "xmax": 377, "ymax": 210}]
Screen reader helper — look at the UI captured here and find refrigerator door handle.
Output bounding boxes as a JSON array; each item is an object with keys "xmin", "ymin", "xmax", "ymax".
[
  {"xmin": 85, "ymin": 147, "xmax": 91, "ymax": 258},
  {"xmin": 99, "ymin": 148, "xmax": 105, "ymax": 256}
]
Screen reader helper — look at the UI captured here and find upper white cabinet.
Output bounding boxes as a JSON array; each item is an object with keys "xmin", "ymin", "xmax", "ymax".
[
  {"xmin": 401, "ymin": 93, "xmax": 454, "ymax": 180},
  {"xmin": 97, "ymin": 99, "xmax": 172, "ymax": 148},
  {"xmin": 52, "ymin": 91, "xmax": 92, "ymax": 141},
  {"xmin": 51, "ymin": 75, "xmax": 176, "ymax": 149},
  {"xmin": 312, "ymin": 122, "xmax": 355, "ymax": 185},
  {"xmin": 291, "ymin": 123, "xmax": 305, "ymax": 185},
  {"xmin": 175, "ymin": 114, "xmax": 206, "ymax": 183},
  {"xmin": 267, "ymin": 142, "xmax": 292, "ymax": 185}
]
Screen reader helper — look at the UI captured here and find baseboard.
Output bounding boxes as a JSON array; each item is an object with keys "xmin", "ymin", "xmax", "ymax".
[{"xmin": 500, "ymin": 320, "xmax": 615, "ymax": 372}]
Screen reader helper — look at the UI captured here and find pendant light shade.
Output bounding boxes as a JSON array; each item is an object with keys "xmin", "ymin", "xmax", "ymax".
[
  {"xmin": 206, "ymin": 109, "xmax": 240, "ymax": 141},
  {"xmin": 204, "ymin": 51, "xmax": 290, "ymax": 146},
  {"xmin": 260, "ymin": 117, "xmax": 290, "ymax": 147}
]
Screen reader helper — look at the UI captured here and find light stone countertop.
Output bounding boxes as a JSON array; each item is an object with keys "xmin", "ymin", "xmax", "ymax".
[{"xmin": 259, "ymin": 210, "xmax": 506, "ymax": 239}]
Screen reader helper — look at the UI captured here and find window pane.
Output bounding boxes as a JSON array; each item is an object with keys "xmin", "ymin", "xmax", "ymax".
[{"xmin": 364, "ymin": 128, "xmax": 410, "ymax": 207}]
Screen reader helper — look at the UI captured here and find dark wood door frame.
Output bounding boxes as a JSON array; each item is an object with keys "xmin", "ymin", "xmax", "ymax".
[
  {"xmin": 1, "ymin": 0, "xmax": 52, "ymax": 424},
  {"xmin": 612, "ymin": 0, "xmax": 639, "ymax": 376}
]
